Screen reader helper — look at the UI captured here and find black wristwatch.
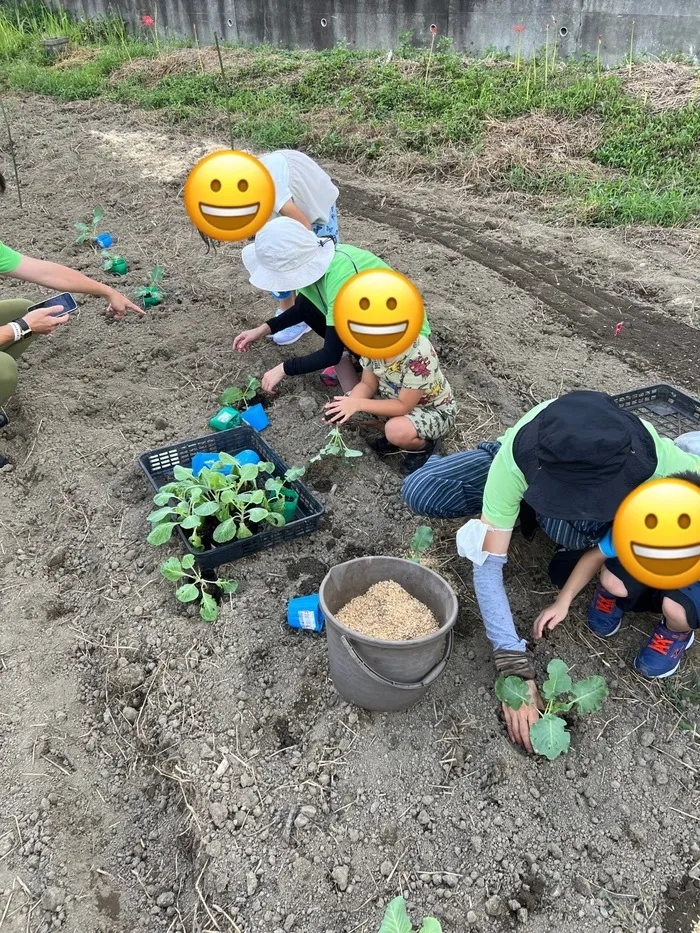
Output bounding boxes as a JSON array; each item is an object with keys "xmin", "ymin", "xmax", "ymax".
[{"xmin": 16, "ymin": 318, "xmax": 32, "ymax": 339}]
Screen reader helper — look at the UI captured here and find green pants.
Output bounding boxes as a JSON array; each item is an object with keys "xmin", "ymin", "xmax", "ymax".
[{"xmin": 0, "ymin": 299, "xmax": 33, "ymax": 408}]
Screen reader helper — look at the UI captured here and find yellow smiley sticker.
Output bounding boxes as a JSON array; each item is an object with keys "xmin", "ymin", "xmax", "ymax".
[
  {"xmin": 612, "ymin": 477, "xmax": 700, "ymax": 589},
  {"xmin": 333, "ymin": 269, "xmax": 424, "ymax": 359},
  {"xmin": 184, "ymin": 150, "xmax": 275, "ymax": 242}
]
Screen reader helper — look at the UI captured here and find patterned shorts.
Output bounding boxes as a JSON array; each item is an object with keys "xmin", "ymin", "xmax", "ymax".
[
  {"xmin": 406, "ymin": 403, "xmax": 457, "ymax": 441},
  {"xmin": 312, "ymin": 202, "xmax": 340, "ymax": 243}
]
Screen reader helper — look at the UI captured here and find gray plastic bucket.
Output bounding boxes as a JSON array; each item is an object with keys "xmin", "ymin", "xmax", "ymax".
[{"xmin": 319, "ymin": 556, "xmax": 459, "ymax": 712}]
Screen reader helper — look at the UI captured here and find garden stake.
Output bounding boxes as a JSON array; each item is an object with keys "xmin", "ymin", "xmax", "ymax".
[
  {"xmin": 628, "ymin": 20, "xmax": 635, "ymax": 76},
  {"xmin": 0, "ymin": 101, "xmax": 21, "ymax": 209},
  {"xmin": 424, "ymin": 23, "xmax": 437, "ymax": 87},
  {"xmin": 214, "ymin": 32, "xmax": 236, "ymax": 151},
  {"xmin": 192, "ymin": 22, "xmax": 205, "ymax": 75},
  {"xmin": 544, "ymin": 23, "xmax": 550, "ymax": 89}
]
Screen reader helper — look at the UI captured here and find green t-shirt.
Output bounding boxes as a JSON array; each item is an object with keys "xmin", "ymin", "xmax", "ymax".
[
  {"xmin": 482, "ymin": 398, "xmax": 700, "ymax": 529},
  {"xmin": 299, "ymin": 245, "xmax": 431, "ymax": 337},
  {"xmin": 0, "ymin": 242, "xmax": 22, "ymax": 274}
]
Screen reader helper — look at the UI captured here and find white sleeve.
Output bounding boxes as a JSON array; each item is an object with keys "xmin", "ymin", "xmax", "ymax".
[{"xmin": 260, "ymin": 152, "xmax": 292, "ymax": 214}]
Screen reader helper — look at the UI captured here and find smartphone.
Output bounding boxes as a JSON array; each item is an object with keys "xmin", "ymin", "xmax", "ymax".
[{"xmin": 27, "ymin": 292, "xmax": 78, "ymax": 318}]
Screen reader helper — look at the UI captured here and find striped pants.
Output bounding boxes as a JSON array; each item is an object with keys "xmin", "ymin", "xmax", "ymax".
[{"xmin": 402, "ymin": 442, "xmax": 609, "ymax": 554}]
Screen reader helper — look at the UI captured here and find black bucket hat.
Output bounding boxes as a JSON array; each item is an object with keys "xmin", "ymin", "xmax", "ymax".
[{"xmin": 512, "ymin": 391, "xmax": 658, "ymax": 522}]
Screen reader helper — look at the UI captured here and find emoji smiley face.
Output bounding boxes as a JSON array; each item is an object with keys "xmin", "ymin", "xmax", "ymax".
[
  {"xmin": 612, "ymin": 477, "xmax": 700, "ymax": 589},
  {"xmin": 334, "ymin": 269, "xmax": 424, "ymax": 359},
  {"xmin": 184, "ymin": 150, "xmax": 275, "ymax": 242}
]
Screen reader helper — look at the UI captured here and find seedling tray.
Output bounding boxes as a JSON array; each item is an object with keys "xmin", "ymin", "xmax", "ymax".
[
  {"xmin": 139, "ymin": 426, "xmax": 325, "ymax": 571},
  {"xmin": 611, "ymin": 384, "xmax": 700, "ymax": 440}
]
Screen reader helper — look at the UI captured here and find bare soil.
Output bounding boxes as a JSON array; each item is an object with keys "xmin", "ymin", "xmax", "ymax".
[{"xmin": 1, "ymin": 94, "xmax": 700, "ymax": 933}]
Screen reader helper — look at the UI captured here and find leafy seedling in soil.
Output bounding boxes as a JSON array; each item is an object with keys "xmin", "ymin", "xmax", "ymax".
[
  {"xmin": 160, "ymin": 554, "xmax": 237, "ymax": 622},
  {"xmin": 101, "ymin": 250, "xmax": 128, "ymax": 275},
  {"xmin": 147, "ymin": 454, "xmax": 285, "ymax": 550},
  {"xmin": 264, "ymin": 466, "xmax": 306, "ymax": 512},
  {"xmin": 134, "ymin": 265, "xmax": 166, "ymax": 306},
  {"xmin": 378, "ymin": 896, "xmax": 442, "ymax": 933},
  {"xmin": 74, "ymin": 206, "xmax": 104, "ymax": 245},
  {"xmin": 220, "ymin": 377, "xmax": 262, "ymax": 411},
  {"xmin": 407, "ymin": 525, "xmax": 433, "ymax": 562},
  {"xmin": 310, "ymin": 427, "xmax": 363, "ymax": 464},
  {"xmin": 496, "ymin": 659, "xmax": 608, "ymax": 760}
]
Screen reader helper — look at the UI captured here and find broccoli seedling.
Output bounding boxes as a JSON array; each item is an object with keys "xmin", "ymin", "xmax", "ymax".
[
  {"xmin": 135, "ymin": 265, "xmax": 166, "ymax": 306},
  {"xmin": 378, "ymin": 896, "xmax": 442, "ymax": 933},
  {"xmin": 310, "ymin": 427, "xmax": 363, "ymax": 464},
  {"xmin": 220, "ymin": 376, "xmax": 262, "ymax": 411},
  {"xmin": 496, "ymin": 659, "xmax": 608, "ymax": 760},
  {"xmin": 407, "ymin": 525, "xmax": 433, "ymax": 562},
  {"xmin": 160, "ymin": 554, "xmax": 237, "ymax": 623},
  {"xmin": 74, "ymin": 206, "xmax": 104, "ymax": 245}
]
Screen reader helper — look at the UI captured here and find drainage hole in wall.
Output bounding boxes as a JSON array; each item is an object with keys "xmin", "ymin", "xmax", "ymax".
[
  {"xmin": 320, "ymin": 17, "xmax": 328, "ymax": 27},
  {"xmin": 227, "ymin": 18, "xmax": 233, "ymax": 27},
  {"xmin": 559, "ymin": 26, "xmax": 568, "ymax": 37}
]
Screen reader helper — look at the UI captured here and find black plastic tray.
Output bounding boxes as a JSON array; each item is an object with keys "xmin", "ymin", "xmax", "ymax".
[
  {"xmin": 611, "ymin": 384, "xmax": 700, "ymax": 440},
  {"xmin": 138, "ymin": 426, "xmax": 324, "ymax": 571}
]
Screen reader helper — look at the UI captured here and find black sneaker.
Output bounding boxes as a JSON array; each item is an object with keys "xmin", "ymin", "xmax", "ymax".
[
  {"xmin": 0, "ymin": 413, "xmax": 8, "ymax": 429},
  {"xmin": 371, "ymin": 436, "xmax": 401, "ymax": 457},
  {"xmin": 0, "ymin": 452, "xmax": 7, "ymax": 468},
  {"xmin": 402, "ymin": 440, "xmax": 438, "ymax": 475}
]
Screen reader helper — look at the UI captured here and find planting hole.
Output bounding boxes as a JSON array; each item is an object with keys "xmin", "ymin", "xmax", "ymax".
[
  {"xmin": 320, "ymin": 17, "xmax": 328, "ymax": 27},
  {"xmin": 559, "ymin": 26, "xmax": 568, "ymax": 37}
]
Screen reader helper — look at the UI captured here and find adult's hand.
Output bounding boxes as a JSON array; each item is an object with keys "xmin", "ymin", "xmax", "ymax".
[
  {"xmin": 104, "ymin": 288, "xmax": 144, "ymax": 320},
  {"xmin": 24, "ymin": 306, "xmax": 71, "ymax": 335},
  {"xmin": 233, "ymin": 323, "xmax": 269, "ymax": 352},
  {"xmin": 502, "ymin": 679, "xmax": 543, "ymax": 754}
]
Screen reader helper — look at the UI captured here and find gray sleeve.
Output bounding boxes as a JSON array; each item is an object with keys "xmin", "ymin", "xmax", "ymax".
[{"xmin": 472, "ymin": 554, "xmax": 528, "ymax": 655}]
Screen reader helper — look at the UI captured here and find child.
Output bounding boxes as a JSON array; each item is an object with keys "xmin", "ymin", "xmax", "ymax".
[
  {"xmin": 532, "ymin": 471, "xmax": 700, "ymax": 679},
  {"xmin": 323, "ymin": 334, "xmax": 456, "ymax": 475},
  {"xmin": 259, "ymin": 150, "xmax": 340, "ymax": 348}
]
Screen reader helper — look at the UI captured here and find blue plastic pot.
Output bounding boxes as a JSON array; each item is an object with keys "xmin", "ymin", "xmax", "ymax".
[
  {"xmin": 95, "ymin": 232, "xmax": 112, "ymax": 249},
  {"xmin": 241, "ymin": 403, "xmax": 269, "ymax": 432},
  {"xmin": 191, "ymin": 452, "xmax": 233, "ymax": 477},
  {"xmin": 287, "ymin": 594, "xmax": 325, "ymax": 633},
  {"xmin": 234, "ymin": 449, "xmax": 261, "ymax": 466}
]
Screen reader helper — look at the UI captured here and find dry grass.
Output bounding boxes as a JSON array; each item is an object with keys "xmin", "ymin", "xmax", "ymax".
[
  {"xmin": 622, "ymin": 60, "xmax": 700, "ymax": 112},
  {"xmin": 52, "ymin": 45, "xmax": 99, "ymax": 69}
]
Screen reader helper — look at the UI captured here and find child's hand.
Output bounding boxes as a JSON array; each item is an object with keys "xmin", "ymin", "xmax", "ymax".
[
  {"xmin": 532, "ymin": 599, "xmax": 570, "ymax": 639},
  {"xmin": 324, "ymin": 396, "xmax": 361, "ymax": 425}
]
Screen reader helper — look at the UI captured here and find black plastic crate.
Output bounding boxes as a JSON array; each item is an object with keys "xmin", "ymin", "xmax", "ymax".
[
  {"xmin": 611, "ymin": 384, "xmax": 700, "ymax": 440},
  {"xmin": 138, "ymin": 426, "xmax": 325, "ymax": 571}
]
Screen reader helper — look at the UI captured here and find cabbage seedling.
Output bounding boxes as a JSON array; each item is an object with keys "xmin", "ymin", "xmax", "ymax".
[
  {"xmin": 135, "ymin": 265, "xmax": 166, "ymax": 307},
  {"xmin": 101, "ymin": 250, "xmax": 128, "ymax": 275},
  {"xmin": 378, "ymin": 896, "xmax": 441, "ymax": 933},
  {"xmin": 74, "ymin": 206, "xmax": 104, "ymax": 245},
  {"xmin": 407, "ymin": 525, "xmax": 433, "ymax": 562},
  {"xmin": 310, "ymin": 427, "xmax": 363, "ymax": 464},
  {"xmin": 496, "ymin": 659, "xmax": 608, "ymax": 760},
  {"xmin": 160, "ymin": 554, "xmax": 237, "ymax": 622},
  {"xmin": 264, "ymin": 466, "xmax": 306, "ymax": 512},
  {"xmin": 220, "ymin": 377, "xmax": 261, "ymax": 411}
]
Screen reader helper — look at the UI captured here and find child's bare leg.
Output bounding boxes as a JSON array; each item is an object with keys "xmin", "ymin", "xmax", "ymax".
[{"xmin": 385, "ymin": 416, "xmax": 426, "ymax": 451}]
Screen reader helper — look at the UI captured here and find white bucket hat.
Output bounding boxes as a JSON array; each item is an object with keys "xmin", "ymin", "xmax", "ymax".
[
  {"xmin": 241, "ymin": 216, "xmax": 336, "ymax": 293},
  {"xmin": 675, "ymin": 431, "xmax": 700, "ymax": 456}
]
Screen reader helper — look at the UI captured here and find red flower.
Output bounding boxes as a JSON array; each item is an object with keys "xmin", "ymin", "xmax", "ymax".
[
  {"xmin": 141, "ymin": 14, "xmax": 155, "ymax": 26},
  {"xmin": 514, "ymin": 24, "xmax": 526, "ymax": 33}
]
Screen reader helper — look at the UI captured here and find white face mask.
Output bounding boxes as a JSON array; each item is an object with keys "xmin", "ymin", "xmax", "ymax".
[{"xmin": 456, "ymin": 519, "xmax": 507, "ymax": 565}]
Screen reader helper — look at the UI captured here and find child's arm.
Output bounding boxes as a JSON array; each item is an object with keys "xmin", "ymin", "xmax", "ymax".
[
  {"xmin": 532, "ymin": 547, "xmax": 607, "ymax": 639},
  {"xmin": 325, "ymin": 385, "xmax": 423, "ymax": 424},
  {"xmin": 347, "ymin": 369, "xmax": 379, "ymax": 400},
  {"xmin": 278, "ymin": 199, "xmax": 313, "ymax": 230}
]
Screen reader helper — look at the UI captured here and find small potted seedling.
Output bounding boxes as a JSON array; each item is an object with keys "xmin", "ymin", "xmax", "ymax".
[
  {"xmin": 377, "ymin": 896, "xmax": 442, "ymax": 933},
  {"xmin": 102, "ymin": 250, "xmax": 128, "ymax": 276},
  {"xmin": 406, "ymin": 525, "xmax": 434, "ymax": 562},
  {"xmin": 160, "ymin": 554, "xmax": 237, "ymax": 622},
  {"xmin": 496, "ymin": 659, "xmax": 608, "ymax": 760},
  {"xmin": 265, "ymin": 465, "xmax": 306, "ymax": 522},
  {"xmin": 135, "ymin": 265, "xmax": 166, "ymax": 308},
  {"xmin": 219, "ymin": 377, "xmax": 268, "ymax": 431},
  {"xmin": 74, "ymin": 207, "xmax": 112, "ymax": 248},
  {"xmin": 310, "ymin": 426, "xmax": 363, "ymax": 464}
]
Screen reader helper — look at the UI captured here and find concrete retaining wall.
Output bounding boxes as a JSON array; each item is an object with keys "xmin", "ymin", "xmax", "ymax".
[{"xmin": 59, "ymin": 0, "xmax": 699, "ymax": 64}]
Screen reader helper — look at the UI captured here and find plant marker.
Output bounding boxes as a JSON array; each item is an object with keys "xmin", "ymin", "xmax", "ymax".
[{"xmin": 615, "ymin": 322, "xmax": 624, "ymax": 337}]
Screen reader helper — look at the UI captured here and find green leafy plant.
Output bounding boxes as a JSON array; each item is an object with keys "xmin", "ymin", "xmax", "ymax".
[
  {"xmin": 496, "ymin": 659, "xmax": 608, "ymax": 760},
  {"xmin": 147, "ymin": 454, "xmax": 286, "ymax": 550},
  {"xmin": 407, "ymin": 525, "xmax": 433, "ymax": 562},
  {"xmin": 310, "ymin": 427, "xmax": 363, "ymax": 464},
  {"xmin": 378, "ymin": 896, "xmax": 441, "ymax": 933},
  {"xmin": 264, "ymin": 466, "xmax": 306, "ymax": 512},
  {"xmin": 220, "ymin": 377, "xmax": 262, "ymax": 411},
  {"xmin": 160, "ymin": 554, "xmax": 237, "ymax": 622},
  {"xmin": 74, "ymin": 206, "xmax": 104, "ymax": 244},
  {"xmin": 101, "ymin": 249, "xmax": 127, "ymax": 274},
  {"xmin": 135, "ymin": 265, "xmax": 166, "ymax": 305}
]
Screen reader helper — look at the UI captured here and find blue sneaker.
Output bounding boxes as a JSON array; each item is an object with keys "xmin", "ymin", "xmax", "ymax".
[
  {"xmin": 586, "ymin": 583, "xmax": 623, "ymax": 637},
  {"xmin": 633, "ymin": 621, "xmax": 694, "ymax": 679}
]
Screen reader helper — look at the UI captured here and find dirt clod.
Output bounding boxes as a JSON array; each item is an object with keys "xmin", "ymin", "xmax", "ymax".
[{"xmin": 336, "ymin": 580, "xmax": 437, "ymax": 640}]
